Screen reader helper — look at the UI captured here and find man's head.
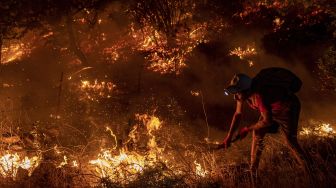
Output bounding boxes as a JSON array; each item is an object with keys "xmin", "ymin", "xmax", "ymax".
[{"xmin": 224, "ymin": 73, "xmax": 252, "ymax": 96}]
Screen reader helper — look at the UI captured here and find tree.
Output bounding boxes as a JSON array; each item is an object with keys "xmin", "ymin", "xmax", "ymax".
[
  {"xmin": 129, "ymin": 0, "xmax": 196, "ymax": 47},
  {"xmin": 39, "ymin": 0, "xmax": 109, "ymax": 66},
  {"xmin": 0, "ymin": 0, "xmax": 109, "ymax": 66},
  {"xmin": 0, "ymin": 0, "xmax": 44, "ymax": 64}
]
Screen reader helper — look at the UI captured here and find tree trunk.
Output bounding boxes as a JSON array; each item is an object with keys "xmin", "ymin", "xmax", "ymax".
[{"xmin": 66, "ymin": 14, "xmax": 89, "ymax": 66}]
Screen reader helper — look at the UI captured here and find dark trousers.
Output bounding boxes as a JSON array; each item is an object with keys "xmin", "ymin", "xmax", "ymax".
[{"xmin": 250, "ymin": 95, "xmax": 312, "ymax": 174}]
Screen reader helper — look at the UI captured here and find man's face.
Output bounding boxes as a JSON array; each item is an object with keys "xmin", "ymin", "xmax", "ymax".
[{"xmin": 234, "ymin": 92, "xmax": 244, "ymax": 101}]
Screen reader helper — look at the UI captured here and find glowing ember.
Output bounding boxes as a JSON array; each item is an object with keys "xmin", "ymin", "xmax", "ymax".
[
  {"xmin": 229, "ymin": 45, "xmax": 257, "ymax": 66},
  {"xmin": 72, "ymin": 160, "xmax": 78, "ymax": 168},
  {"xmin": 103, "ymin": 48, "xmax": 120, "ymax": 61},
  {"xmin": 191, "ymin": 90, "xmax": 200, "ymax": 96},
  {"xmin": 229, "ymin": 46, "xmax": 256, "ymax": 58},
  {"xmin": 273, "ymin": 17, "xmax": 284, "ymax": 31},
  {"xmin": 0, "ymin": 153, "xmax": 41, "ymax": 178},
  {"xmin": 68, "ymin": 67, "xmax": 93, "ymax": 80},
  {"xmin": 57, "ymin": 155, "xmax": 68, "ymax": 168},
  {"xmin": 76, "ymin": 79, "xmax": 117, "ymax": 101}
]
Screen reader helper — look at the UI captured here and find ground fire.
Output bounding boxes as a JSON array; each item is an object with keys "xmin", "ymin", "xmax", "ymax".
[{"xmin": 0, "ymin": 0, "xmax": 335, "ymax": 187}]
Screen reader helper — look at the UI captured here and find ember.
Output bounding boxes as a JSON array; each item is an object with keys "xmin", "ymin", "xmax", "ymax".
[
  {"xmin": 229, "ymin": 45, "xmax": 257, "ymax": 66},
  {"xmin": 74, "ymin": 79, "xmax": 117, "ymax": 101}
]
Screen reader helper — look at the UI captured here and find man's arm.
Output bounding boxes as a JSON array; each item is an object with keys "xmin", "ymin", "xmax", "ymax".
[
  {"xmin": 248, "ymin": 110, "xmax": 272, "ymax": 131},
  {"xmin": 238, "ymin": 94, "xmax": 272, "ymax": 139},
  {"xmin": 223, "ymin": 99, "xmax": 243, "ymax": 146},
  {"xmin": 227, "ymin": 100, "xmax": 243, "ymax": 137}
]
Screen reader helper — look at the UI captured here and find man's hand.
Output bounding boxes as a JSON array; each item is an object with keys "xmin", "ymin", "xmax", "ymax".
[
  {"xmin": 220, "ymin": 135, "xmax": 232, "ymax": 149},
  {"xmin": 238, "ymin": 126, "xmax": 250, "ymax": 140}
]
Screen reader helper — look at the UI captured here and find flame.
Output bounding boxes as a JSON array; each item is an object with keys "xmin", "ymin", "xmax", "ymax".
[
  {"xmin": 1, "ymin": 42, "xmax": 32, "ymax": 64},
  {"xmin": 299, "ymin": 120, "xmax": 336, "ymax": 138},
  {"xmin": 229, "ymin": 46, "xmax": 256, "ymax": 59},
  {"xmin": 191, "ymin": 90, "xmax": 200, "ymax": 96},
  {"xmin": 106, "ymin": 126, "xmax": 118, "ymax": 150},
  {"xmin": 229, "ymin": 45, "xmax": 257, "ymax": 66},
  {"xmin": 57, "ymin": 155, "xmax": 68, "ymax": 168},
  {"xmin": 0, "ymin": 153, "xmax": 41, "ymax": 178},
  {"xmin": 194, "ymin": 160, "xmax": 208, "ymax": 177},
  {"xmin": 76, "ymin": 79, "xmax": 117, "ymax": 101},
  {"xmin": 89, "ymin": 114, "xmax": 164, "ymax": 182},
  {"xmin": 89, "ymin": 149, "xmax": 145, "ymax": 181},
  {"xmin": 72, "ymin": 160, "xmax": 78, "ymax": 167}
]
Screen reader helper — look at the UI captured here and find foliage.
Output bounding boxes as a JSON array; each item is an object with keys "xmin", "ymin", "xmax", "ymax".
[{"xmin": 317, "ymin": 46, "xmax": 336, "ymax": 92}]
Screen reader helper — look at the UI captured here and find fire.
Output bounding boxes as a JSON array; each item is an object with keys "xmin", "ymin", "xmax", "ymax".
[
  {"xmin": 229, "ymin": 45, "xmax": 257, "ymax": 67},
  {"xmin": 106, "ymin": 126, "xmax": 118, "ymax": 150},
  {"xmin": 299, "ymin": 120, "xmax": 336, "ymax": 138},
  {"xmin": 194, "ymin": 160, "xmax": 208, "ymax": 177},
  {"xmin": 100, "ymin": 20, "xmax": 216, "ymax": 74},
  {"xmin": 57, "ymin": 155, "xmax": 68, "ymax": 168},
  {"xmin": 72, "ymin": 160, "xmax": 78, "ymax": 167},
  {"xmin": 191, "ymin": 90, "xmax": 200, "ymax": 96},
  {"xmin": 89, "ymin": 114, "xmax": 164, "ymax": 182},
  {"xmin": 89, "ymin": 149, "xmax": 145, "ymax": 181},
  {"xmin": 230, "ymin": 45, "xmax": 256, "ymax": 61},
  {"xmin": 0, "ymin": 152, "xmax": 41, "ymax": 178},
  {"xmin": 103, "ymin": 47, "xmax": 119, "ymax": 61},
  {"xmin": 1, "ymin": 42, "xmax": 32, "ymax": 64},
  {"xmin": 273, "ymin": 17, "xmax": 284, "ymax": 31},
  {"xmin": 77, "ymin": 79, "xmax": 117, "ymax": 101},
  {"xmin": 80, "ymin": 80, "xmax": 116, "ymax": 91},
  {"xmin": 88, "ymin": 113, "xmax": 213, "ymax": 184}
]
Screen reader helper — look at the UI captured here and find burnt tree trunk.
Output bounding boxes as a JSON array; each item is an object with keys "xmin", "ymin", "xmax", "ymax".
[{"xmin": 66, "ymin": 14, "xmax": 89, "ymax": 66}]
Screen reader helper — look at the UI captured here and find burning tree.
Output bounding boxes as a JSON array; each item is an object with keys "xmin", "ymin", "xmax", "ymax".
[
  {"xmin": 129, "ymin": 0, "xmax": 195, "ymax": 47},
  {"xmin": 37, "ymin": 0, "xmax": 109, "ymax": 66},
  {"xmin": 0, "ymin": 0, "xmax": 43, "ymax": 64},
  {"xmin": 127, "ymin": 0, "xmax": 210, "ymax": 74},
  {"xmin": 0, "ymin": 1, "xmax": 336, "ymax": 187}
]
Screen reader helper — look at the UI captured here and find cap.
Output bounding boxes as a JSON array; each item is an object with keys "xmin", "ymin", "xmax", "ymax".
[{"xmin": 224, "ymin": 74, "xmax": 252, "ymax": 95}]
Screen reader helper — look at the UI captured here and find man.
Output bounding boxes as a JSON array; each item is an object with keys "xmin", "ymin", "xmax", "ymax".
[{"xmin": 222, "ymin": 68, "xmax": 312, "ymax": 177}]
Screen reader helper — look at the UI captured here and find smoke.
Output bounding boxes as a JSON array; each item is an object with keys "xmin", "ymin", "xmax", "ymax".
[
  {"xmin": 175, "ymin": 25, "xmax": 336, "ymax": 128},
  {"xmin": 0, "ymin": 1, "xmax": 334, "ymax": 138}
]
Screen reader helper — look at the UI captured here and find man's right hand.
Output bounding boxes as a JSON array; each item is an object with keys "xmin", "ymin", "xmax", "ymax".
[{"xmin": 221, "ymin": 135, "xmax": 232, "ymax": 149}]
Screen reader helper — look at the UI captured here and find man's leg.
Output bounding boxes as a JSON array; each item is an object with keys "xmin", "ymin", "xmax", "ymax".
[
  {"xmin": 283, "ymin": 133, "xmax": 311, "ymax": 170},
  {"xmin": 281, "ymin": 95, "xmax": 313, "ymax": 173},
  {"xmin": 250, "ymin": 129, "xmax": 266, "ymax": 186}
]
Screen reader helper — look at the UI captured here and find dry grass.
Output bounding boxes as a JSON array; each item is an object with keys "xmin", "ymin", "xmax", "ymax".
[{"xmin": 0, "ymin": 95, "xmax": 335, "ymax": 188}]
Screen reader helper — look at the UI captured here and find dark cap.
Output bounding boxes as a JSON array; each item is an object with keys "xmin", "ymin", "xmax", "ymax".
[{"xmin": 224, "ymin": 74, "xmax": 252, "ymax": 95}]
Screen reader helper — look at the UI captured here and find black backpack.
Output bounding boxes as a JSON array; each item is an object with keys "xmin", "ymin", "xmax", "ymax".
[{"xmin": 251, "ymin": 67, "xmax": 302, "ymax": 94}]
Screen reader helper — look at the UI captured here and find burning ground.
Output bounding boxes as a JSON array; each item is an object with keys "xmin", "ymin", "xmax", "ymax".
[{"xmin": 0, "ymin": 0, "xmax": 336, "ymax": 187}]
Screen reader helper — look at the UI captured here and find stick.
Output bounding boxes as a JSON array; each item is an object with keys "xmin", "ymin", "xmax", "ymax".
[{"xmin": 56, "ymin": 72, "xmax": 64, "ymax": 116}]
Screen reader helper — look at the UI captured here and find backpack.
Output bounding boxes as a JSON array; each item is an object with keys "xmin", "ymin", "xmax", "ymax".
[{"xmin": 251, "ymin": 67, "xmax": 302, "ymax": 94}]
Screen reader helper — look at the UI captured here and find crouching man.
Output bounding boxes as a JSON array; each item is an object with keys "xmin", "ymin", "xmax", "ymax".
[{"xmin": 222, "ymin": 68, "xmax": 313, "ymax": 183}]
